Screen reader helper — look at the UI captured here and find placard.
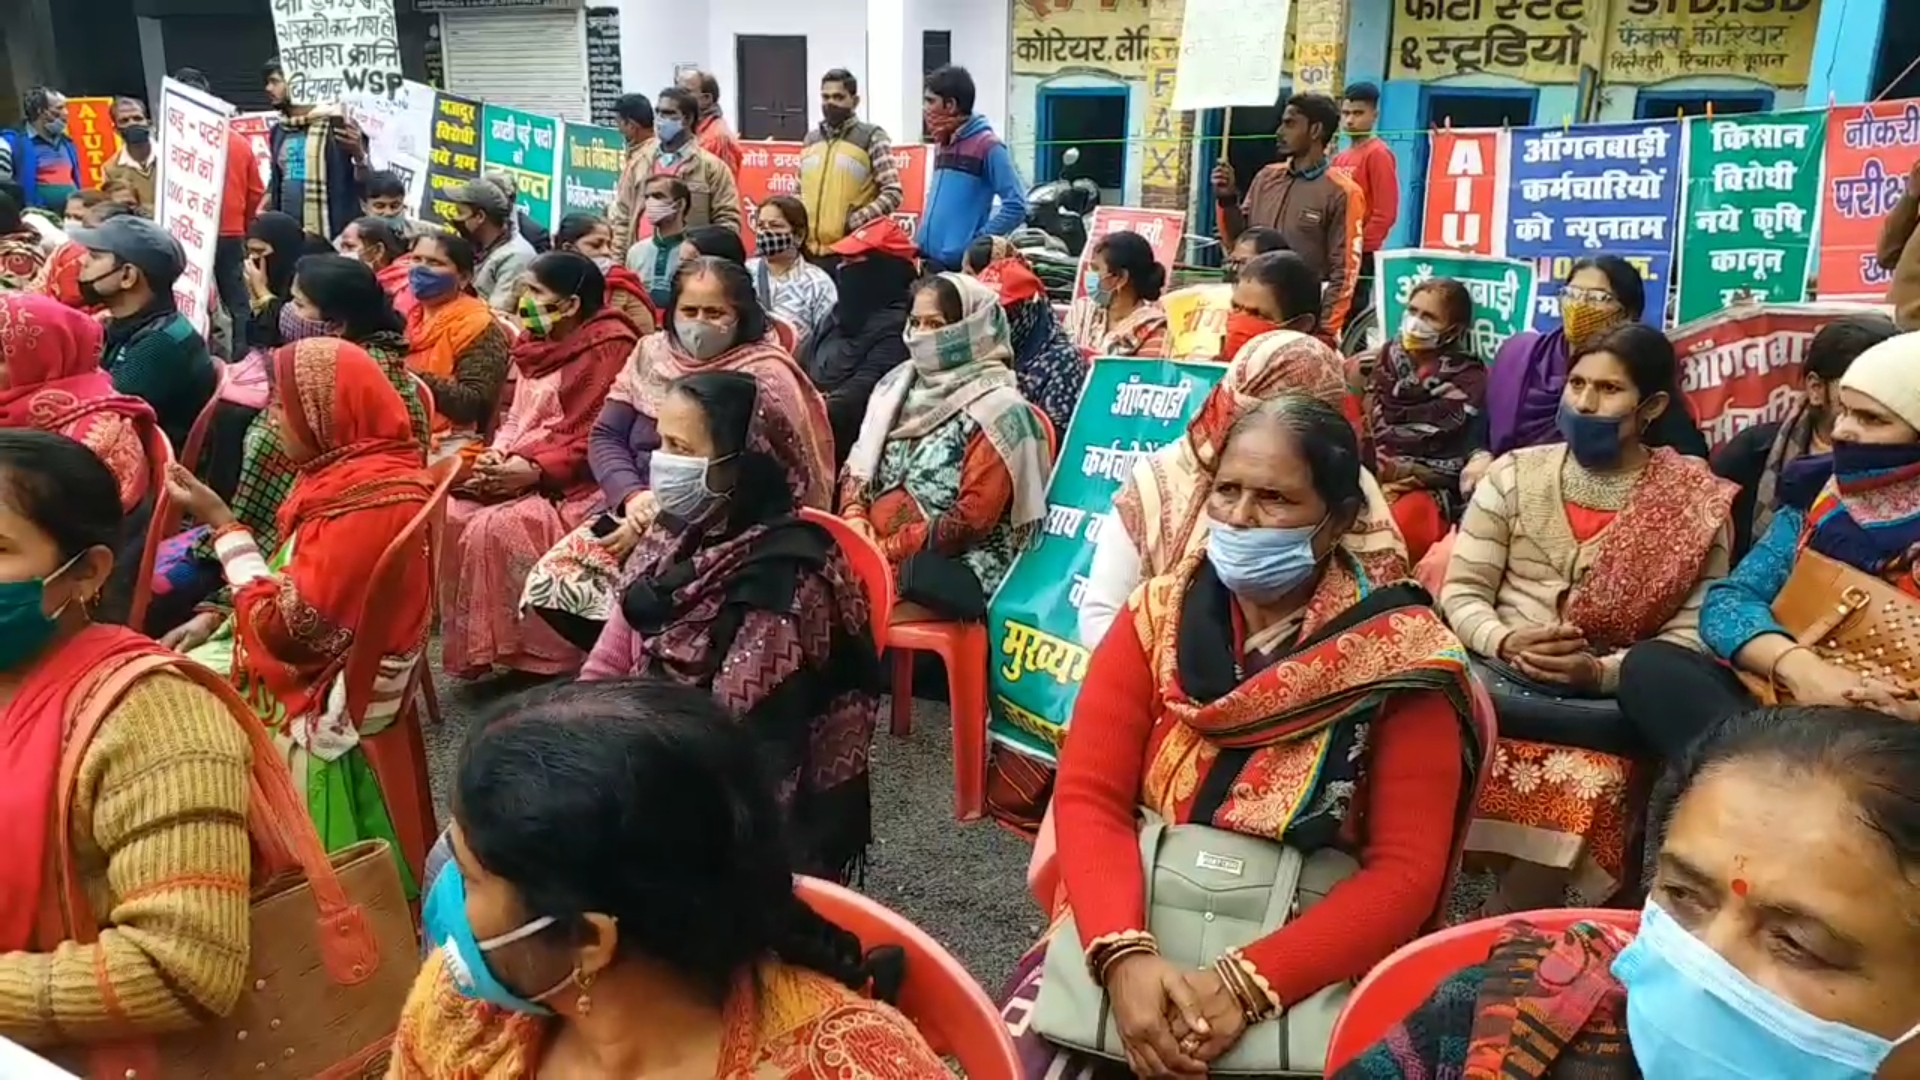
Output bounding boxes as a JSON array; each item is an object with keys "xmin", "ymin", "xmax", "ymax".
[
  {"xmin": 586, "ymin": 8, "xmax": 625, "ymax": 128},
  {"xmin": 736, "ymin": 140, "xmax": 931, "ymax": 237},
  {"xmin": 1372, "ymin": 249, "xmax": 1538, "ymax": 363},
  {"xmin": 1419, "ymin": 128, "xmax": 1506, "ymax": 256},
  {"xmin": 1064, "ymin": 205, "xmax": 1188, "ymax": 349},
  {"xmin": 1815, "ymin": 99, "xmax": 1920, "ymax": 303},
  {"xmin": 270, "ymin": 0, "xmax": 405, "ymax": 102},
  {"xmin": 481, "ymin": 104, "xmax": 560, "ymax": 232},
  {"xmin": 231, "ymin": 112, "xmax": 277, "ymax": 190},
  {"xmin": 346, "ymin": 79, "xmax": 436, "ymax": 212},
  {"xmin": 65, "ymin": 97, "xmax": 121, "ymax": 189},
  {"xmin": 1170, "ymin": 0, "xmax": 1293, "ymax": 111},
  {"xmin": 559, "ymin": 122, "xmax": 624, "ymax": 217},
  {"xmin": 421, "ymin": 90, "xmax": 482, "ymax": 225},
  {"xmin": 155, "ymin": 78, "xmax": 234, "ymax": 336},
  {"xmin": 1673, "ymin": 110, "xmax": 1824, "ymax": 325},
  {"xmin": 986, "ymin": 356, "xmax": 1227, "ymax": 761},
  {"xmin": 1163, "ymin": 283, "xmax": 1232, "ymax": 359},
  {"xmin": 1672, "ymin": 302, "xmax": 1882, "ymax": 451}
]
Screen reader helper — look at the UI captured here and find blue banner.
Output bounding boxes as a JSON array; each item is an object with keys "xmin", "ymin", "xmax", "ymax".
[{"xmin": 1503, "ymin": 120, "xmax": 1683, "ymax": 332}]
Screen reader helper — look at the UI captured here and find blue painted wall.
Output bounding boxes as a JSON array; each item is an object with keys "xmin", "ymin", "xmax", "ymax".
[{"xmin": 1807, "ymin": 0, "xmax": 1889, "ymax": 107}]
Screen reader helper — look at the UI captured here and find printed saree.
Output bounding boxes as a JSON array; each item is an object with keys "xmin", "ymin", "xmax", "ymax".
[{"xmin": 0, "ymin": 293, "xmax": 155, "ymax": 511}]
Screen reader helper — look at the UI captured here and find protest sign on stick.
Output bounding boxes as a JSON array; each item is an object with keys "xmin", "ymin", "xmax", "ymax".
[
  {"xmin": 1170, "ymin": 0, "xmax": 1293, "ymax": 111},
  {"xmin": 270, "ymin": 0, "xmax": 405, "ymax": 102},
  {"xmin": 155, "ymin": 78, "xmax": 234, "ymax": 336},
  {"xmin": 65, "ymin": 98, "xmax": 120, "ymax": 189},
  {"xmin": 421, "ymin": 91, "xmax": 482, "ymax": 225},
  {"xmin": 1419, "ymin": 129, "xmax": 1506, "ymax": 256},
  {"xmin": 560, "ymin": 123, "xmax": 624, "ymax": 217}
]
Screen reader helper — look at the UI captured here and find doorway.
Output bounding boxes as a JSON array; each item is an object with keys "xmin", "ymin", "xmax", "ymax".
[
  {"xmin": 1634, "ymin": 89, "xmax": 1772, "ymax": 119},
  {"xmin": 1037, "ymin": 85, "xmax": 1128, "ymax": 204},
  {"xmin": 735, "ymin": 35, "xmax": 807, "ymax": 141}
]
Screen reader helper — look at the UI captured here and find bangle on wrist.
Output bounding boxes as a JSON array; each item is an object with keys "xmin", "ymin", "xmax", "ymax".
[
  {"xmin": 1767, "ymin": 643, "xmax": 1808, "ymax": 687},
  {"xmin": 1087, "ymin": 930, "xmax": 1159, "ymax": 985}
]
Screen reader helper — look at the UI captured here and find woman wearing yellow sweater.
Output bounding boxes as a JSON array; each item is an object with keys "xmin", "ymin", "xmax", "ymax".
[{"xmin": 0, "ymin": 429, "xmax": 252, "ymax": 1066}]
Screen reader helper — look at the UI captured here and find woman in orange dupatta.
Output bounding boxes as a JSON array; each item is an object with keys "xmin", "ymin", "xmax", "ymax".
[
  {"xmin": 440, "ymin": 253, "xmax": 639, "ymax": 678},
  {"xmin": 161, "ymin": 337, "xmax": 435, "ymax": 892},
  {"xmin": 406, "ymin": 231, "xmax": 513, "ymax": 453}
]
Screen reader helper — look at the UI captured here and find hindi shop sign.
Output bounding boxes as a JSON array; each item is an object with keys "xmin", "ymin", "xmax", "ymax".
[
  {"xmin": 1389, "ymin": 0, "xmax": 1595, "ymax": 84},
  {"xmin": 1606, "ymin": 0, "xmax": 1819, "ymax": 87},
  {"xmin": 1672, "ymin": 303, "xmax": 1883, "ymax": 452},
  {"xmin": 1420, "ymin": 129, "xmax": 1506, "ymax": 256},
  {"xmin": 1012, "ymin": 0, "xmax": 1163, "ymax": 80},
  {"xmin": 987, "ymin": 356, "xmax": 1227, "ymax": 762},
  {"xmin": 155, "ymin": 79, "xmax": 234, "ymax": 337},
  {"xmin": 1816, "ymin": 99, "xmax": 1920, "ymax": 303},
  {"xmin": 1065, "ymin": 205, "xmax": 1189, "ymax": 349},
  {"xmin": 480, "ymin": 104, "xmax": 558, "ymax": 231},
  {"xmin": 1170, "ymin": 0, "xmax": 1293, "ymax": 111},
  {"xmin": 559, "ymin": 123, "xmax": 624, "ymax": 217},
  {"xmin": 1674, "ymin": 111, "xmax": 1824, "ymax": 325},
  {"xmin": 270, "ymin": 0, "xmax": 405, "ymax": 102},
  {"xmin": 1503, "ymin": 120, "xmax": 1681, "ymax": 332},
  {"xmin": 1373, "ymin": 249, "xmax": 1538, "ymax": 364}
]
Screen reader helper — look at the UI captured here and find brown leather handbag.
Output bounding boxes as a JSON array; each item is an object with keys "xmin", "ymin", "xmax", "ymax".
[
  {"xmin": 39, "ymin": 653, "xmax": 417, "ymax": 1080},
  {"xmin": 1737, "ymin": 548, "xmax": 1920, "ymax": 704}
]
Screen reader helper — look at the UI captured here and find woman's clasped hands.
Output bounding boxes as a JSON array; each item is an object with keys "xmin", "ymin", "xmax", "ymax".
[{"xmin": 1104, "ymin": 953, "xmax": 1253, "ymax": 1077}]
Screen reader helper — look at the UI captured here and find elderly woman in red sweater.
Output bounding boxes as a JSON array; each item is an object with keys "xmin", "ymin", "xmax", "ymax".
[{"xmin": 1002, "ymin": 392, "xmax": 1480, "ymax": 1079}]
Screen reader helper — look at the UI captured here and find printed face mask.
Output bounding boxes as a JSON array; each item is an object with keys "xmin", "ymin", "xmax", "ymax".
[{"xmin": 754, "ymin": 229, "xmax": 796, "ymax": 257}]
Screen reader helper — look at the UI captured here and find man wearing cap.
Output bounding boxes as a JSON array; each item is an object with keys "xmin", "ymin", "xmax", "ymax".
[
  {"xmin": 482, "ymin": 171, "xmax": 550, "ymax": 255},
  {"xmin": 809, "ymin": 218, "xmax": 920, "ymax": 461},
  {"xmin": 70, "ymin": 215, "xmax": 217, "ymax": 450},
  {"xmin": 446, "ymin": 177, "xmax": 536, "ymax": 312}
]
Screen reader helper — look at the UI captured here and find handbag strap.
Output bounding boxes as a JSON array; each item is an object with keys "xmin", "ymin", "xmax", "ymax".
[{"xmin": 46, "ymin": 652, "xmax": 388, "ymax": 1079}]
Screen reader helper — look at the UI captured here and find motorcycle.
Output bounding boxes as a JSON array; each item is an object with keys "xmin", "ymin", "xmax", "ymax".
[{"xmin": 1024, "ymin": 147, "xmax": 1101, "ymax": 257}]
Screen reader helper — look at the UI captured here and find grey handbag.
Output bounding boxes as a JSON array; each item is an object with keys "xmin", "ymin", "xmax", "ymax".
[{"xmin": 1030, "ymin": 813, "xmax": 1359, "ymax": 1076}]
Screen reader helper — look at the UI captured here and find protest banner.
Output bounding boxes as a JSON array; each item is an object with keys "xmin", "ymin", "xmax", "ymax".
[
  {"xmin": 1816, "ymin": 99, "xmax": 1920, "ymax": 303},
  {"xmin": 1419, "ymin": 129, "xmax": 1505, "ymax": 256},
  {"xmin": 1504, "ymin": 120, "xmax": 1681, "ymax": 332},
  {"xmin": 1163, "ymin": 283, "xmax": 1231, "ymax": 359},
  {"xmin": 1170, "ymin": 0, "xmax": 1293, "ymax": 111},
  {"xmin": 64, "ymin": 98, "xmax": 120, "ymax": 189},
  {"xmin": 1671, "ymin": 302, "xmax": 1883, "ymax": 451},
  {"xmin": 559, "ymin": 122, "xmax": 624, "ymax": 217},
  {"xmin": 987, "ymin": 356, "xmax": 1227, "ymax": 760},
  {"xmin": 155, "ymin": 78, "xmax": 233, "ymax": 337},
  {"xmin": 1372, "ymin": 249, "xmax": 1537, "ymax": 363},
  {"xmin": 421, "ymin": 91, "xmax": 482, "ymax": 225},
  {"xmin": 735, "ymin": 141, "xmax": 931, "ymax": 237},
  {"xmin": 346, "ymin": 80, "xmax": 436, "ymax": 211},
  {"xmin": 1064, "ymin": 205, "xmax": 1188, "ymax": 348},
  {"xmin": 231, "ymin": 112, "xmax": 276, "ymax": 190},
  {"xmin": 481, "ymin": 105, "xmax": 560, "ymax": 232},
  {"xmin": 1675, "ymin": 111, "xmax": 1825, "ymax": 324},
  {"xmin": 271, "ymin": 0, "xmax": 404, "ymax": 102}
]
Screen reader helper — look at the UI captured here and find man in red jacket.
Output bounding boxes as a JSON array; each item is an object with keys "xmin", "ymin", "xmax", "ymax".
[{"xmin": 1332, "ymin": 82, "xmax": 1400, "ymax": 328}]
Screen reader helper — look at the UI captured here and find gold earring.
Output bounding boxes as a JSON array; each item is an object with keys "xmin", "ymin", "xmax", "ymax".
[{"xmin": 574, "ymin": 967, "xmax": 596, "ymax": 1017}]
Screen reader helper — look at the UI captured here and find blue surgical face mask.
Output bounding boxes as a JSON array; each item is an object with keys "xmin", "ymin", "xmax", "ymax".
[
  {"xmin": 1613, "ymin": 901, "xmax": 1920, "ymax": 1079},
  {"xmin": 1084, "ymin": 270, "xmax": 1112, "ymax": 308},
  {"xmin": 0, "ymin": 553, "xmax": 82, "ymax": 670},
  {"xmin": 649, "ymin": 449, "xmax": 731, "ymax": 522},
  {"xmin": 1556, "ymin": 400, "xmax": 1629, "ymax": 470},
  {"xmin": 421, "ymin": 863, "xmax": 566, "ymax": 1015},
  {"xmin": 409, "ymin": 263, "xmax": 459, "ymax": 301},
  {"xmin": 1205, "ymin": 515, "xmax": 1325, "ymax": 603},
  {"xmin": 656, "ymin": 117, "xmax": 685, "ymax": 143}
]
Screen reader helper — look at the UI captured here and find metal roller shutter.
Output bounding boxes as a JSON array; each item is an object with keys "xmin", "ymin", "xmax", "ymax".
[
  {"xmin": 442, "ymin": 10, "xmax": 588, "ymax": 122},
  {"xmin": 160, "ymin": 16, "xmax": 281, "ymax": 111}
]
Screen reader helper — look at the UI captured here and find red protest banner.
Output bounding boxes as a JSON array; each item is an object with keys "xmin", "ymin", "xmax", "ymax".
[
  {"xmin": 735, "ymin": 140, "xmax": 930, "ymax": 252},
  {"xmin": 1672, "ymin": 302, "xmax": 1877, "ymax": 451},
  {"xmin": 66, "ymin": 98, "xmax": 120, "ymax": 189},
  {"xmin": 1420, "ymin": 129, "xmax": 1503, "ymax": 256},
  {"xmin": 1065, "ymin": 205, "xmax": 1189, "ymax": 347},
  {"xmin": 1816, "ymin": 100, "xmax": 1920, "ymax": 302}
]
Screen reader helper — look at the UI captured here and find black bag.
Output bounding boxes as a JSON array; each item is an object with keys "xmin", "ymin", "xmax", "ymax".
[
  {"xmin": 896, "ymin": 524, "xmax": 986, "ymax": 620},
  {"xmin": 1471, "ymin": 656, "xmax": 1643, "ymax": 757}
]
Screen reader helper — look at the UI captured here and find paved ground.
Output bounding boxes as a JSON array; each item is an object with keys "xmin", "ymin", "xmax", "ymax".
[{"xmin": 422, "ymin": 667, "xmax": 1040, "ymax": 994}]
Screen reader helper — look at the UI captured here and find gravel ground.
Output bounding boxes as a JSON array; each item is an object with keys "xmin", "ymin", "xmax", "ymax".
[{"xmin": 421, "ymin": 665, "xmax": 1039, "ymax": 994}]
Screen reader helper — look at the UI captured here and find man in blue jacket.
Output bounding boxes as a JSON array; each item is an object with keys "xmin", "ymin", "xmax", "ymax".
[
  {"xmin": 0, "ymin": 87, "xmax": 82, "ymax": 211},
  {"xmin": 917, "ymin": 66, "xmax": 1025, "ymax": 272}
]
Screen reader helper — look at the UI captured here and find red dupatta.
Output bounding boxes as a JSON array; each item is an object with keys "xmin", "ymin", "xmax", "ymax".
[
  {"xmin": 0, "ymin": 624, "xmax": 168, "ymax": 951},
  {"xmin": 0, "ymin": 293, "xmax": 153, "ymax": 433},
  {"xmin": 232, "ymin": 339, "xmax": 434, "ymax": 719},
  {"xmin": 494, "ymin": 305, "xmax": 638, "ymax": 462}
]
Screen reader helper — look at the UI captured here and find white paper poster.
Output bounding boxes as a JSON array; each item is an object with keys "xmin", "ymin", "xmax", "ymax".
[
  {"xmin": 156, "ymin": 78, "xmax": 234, "ymax": 336},
  {"xmin": 1171, "ymin": 0, "xmax": 1294, "ymax": 112},
  {"xmin": 346, "ymin": 79, "xmax": 437, "ymax": 209},
  {"xmin": 271, "ymin": 0, "xmax": 405, "ymax": 102}
]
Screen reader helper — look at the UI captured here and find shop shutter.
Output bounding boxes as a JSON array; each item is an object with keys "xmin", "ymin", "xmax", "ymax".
[{"xmin": 441, "ymin": 10, "xmax": 588, "ymax": 123}]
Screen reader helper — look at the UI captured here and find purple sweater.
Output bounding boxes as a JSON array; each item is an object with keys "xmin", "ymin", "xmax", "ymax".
[{"xmin": 588, "ymin": 400, "xmax": 662, "ymax": 510}]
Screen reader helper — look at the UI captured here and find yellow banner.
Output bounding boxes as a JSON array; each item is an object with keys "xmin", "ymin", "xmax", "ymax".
[
  {"xmin": 1164, "ymin": 284, "xmax": 1233, "ymax": 361},
  {"xmin": 1389, "ymin": 0, "xmax": 1599, "ymax": 84},
  {"xmin": 1013, "ymin": 0, "xmax": 1163, "ymax": 79},
  {"xmin": 1291, "ymin": 0, "xmax": 1349, "ymax": 96},
  {"xmin": 1605, "ymin": 0, "xmax": 1819, "ymax": 87}
]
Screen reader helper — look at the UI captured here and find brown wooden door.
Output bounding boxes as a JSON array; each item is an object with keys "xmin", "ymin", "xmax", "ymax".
[{"xmin": 735, "ymin": 35, "xmax": 808, "ymax": 141}]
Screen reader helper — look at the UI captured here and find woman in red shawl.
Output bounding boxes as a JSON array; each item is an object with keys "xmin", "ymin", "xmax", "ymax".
[
  {"xmin": 441, "ymin": 252, "xmax": 640, "ymax": 678},
  {"xmin": 556, "ymin": 211, "xmax": 658, "ymax": 333},
  {"xmin": 159, "ymin": 337, "xmax": 435, "ymax": 892}
]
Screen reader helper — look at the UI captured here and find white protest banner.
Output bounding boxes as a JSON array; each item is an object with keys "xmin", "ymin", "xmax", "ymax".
[
  {"xmin": 155, "ymin": 78, "xmax": 233, "ymax": 336},
  {"xmin": 1171, "ymin": 0, "xmax": 1293, "ymax": 111},
  {"xmin": 346, "ymin": 79, "xmax": 437, "ymax": 209},
  {"xmin": 271, "ymin": 0, "xmax": 405, "ymax": 102},
  {"xmin": 0, "ymin": 1036, "xmax": 76, "ymax": 1078}
]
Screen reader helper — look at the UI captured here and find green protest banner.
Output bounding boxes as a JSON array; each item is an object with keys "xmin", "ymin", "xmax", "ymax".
[
  {"xmin": 559, "ymin": 121, "xmax": 625, "ymax": 218},
  {"xmin": 480, "ymin": 103, "xmax": 560, "ymax": 232},
  {"xmin": 1674, "ymin": 110, "xmax": 1826, "ymax": 325},
  {"xmin": 986, "ymin": 356, "xmax": 1226, "ymax": 762},
  {"xmin": 1373, "ymin": 249, "xmax": 1538, "ymax": 363}
]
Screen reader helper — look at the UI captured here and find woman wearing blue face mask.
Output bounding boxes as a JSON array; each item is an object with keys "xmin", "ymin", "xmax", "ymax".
[
  {"xmin": 1003, "ymin": 393, "xmax": 1480, "ymax": 1078},
  {"xmin": 402, "ymin": 230, "xmax": 512, "ymax": 457},
  {"xmin": 1337, "ymin": 703, "xmax": 1920, "ymax": 1080},
  {"xmin": 575, "ymin": 371, "xmax": 881, "ymax": 880},
  {"xmin": 398, "ymin": 679, "xmax": 943, "ymax": 1077},
  {"xmin": 1079, "ymin": 229, "xmax": 1170, "ymax": 358},
  {"xmin": 1439, "ymin": 321, "xmax": 1736, "ymax": 914}
]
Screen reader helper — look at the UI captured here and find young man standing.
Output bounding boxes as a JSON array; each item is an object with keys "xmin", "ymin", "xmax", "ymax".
[
  {"xmin": 677, "ymin": 69, "xmax": 743, "ymax": 177},
  {"xmin": 800, "ymin": 69, "xmax": 904, "ymax": 262},
  {"xmin": 101, "ymin": 97, "xmax": 157, "ymax": 212},
  {"xmin": 1212, "ymin": 92, "xmax": 1364, "ymax": 346},
  {"xmin": 614, "ymin": 93, "xmax": 655, "ymax": 154},
  {"xmin": 608, "ymin": 87, "xmax": 740, "ymax": 264},
  {"xmin": 263, "ymin": 56, "xmax": 367, "ymax": 239},
  {"xmin": 1332, "ymin": 81, "xmax": 1400, "ymax": 321},
  {"xmin": 0, "ymin": 87, "xmax": 81, "ymax": 212},
  {"xmin": 918, "ymin": 65, "xmax": 1025, "ymax": 273}
]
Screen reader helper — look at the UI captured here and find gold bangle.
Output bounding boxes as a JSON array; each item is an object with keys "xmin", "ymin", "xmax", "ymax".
[{"xmin": 1766, "ymin": 643, "xmax": 1808, "ymax": 688}]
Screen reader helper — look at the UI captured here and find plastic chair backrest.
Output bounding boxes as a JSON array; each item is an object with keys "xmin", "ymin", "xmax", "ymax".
[
  {"xmin": 793, "ymin": 876, "xmax": 1019, "ymax": 1080},
  {"xmin": 409, "ymin": 373, "xmax": 438, "ymax": 429},
  {"xmin": 1325, "ymin": 908, "xmax": 1640, "ymax": 1072},
  {"xmin": 341, "ymin": 457, "xmax": 459, "ymax": 723},
  {"xmin": 128, "ymin": 421, "xmax": 177, "ymax": 633},
  {"xmin": 798, "ymin": 507, "xmax": 892, "ymax": 652},
  {"xmin": 180, "ymin": 360, "xmax": 227, "ymax": 475},
  {"xmin": 1034, "ymin": 406, "xmax": 1058, "ymax": 463}
]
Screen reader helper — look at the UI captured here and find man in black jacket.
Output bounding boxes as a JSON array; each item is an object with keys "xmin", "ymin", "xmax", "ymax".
[{"xmin": 809, "ymin": 219, "xmax": 920, "ymax": 462}]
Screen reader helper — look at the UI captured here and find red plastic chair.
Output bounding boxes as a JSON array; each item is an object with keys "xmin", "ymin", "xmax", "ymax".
[
  {"xmin": 128, "ymin": 421, "xmax": 178, "ymax": 633},
  {"xmin": 1324, "ymin": 907, "xmax": 1641, "ymax": 1071},
  {"xmin": 794, "ymin": 876, "xmax": 1019, "ymax": 1080},
  {"xmin": 798, "ymin": 507, "xmax": 892, "ymax": 653},
  {"xmin": 351, "ymin": 456, "xmax": 460, "ymax": 885},
  {"xmin": 409, "ymin": 373, "xmax": 438, "ymax": 430},
  {"xmin": 179, "ymin": 360, "xmax": 228, "ymax": 475}
]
